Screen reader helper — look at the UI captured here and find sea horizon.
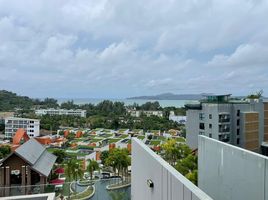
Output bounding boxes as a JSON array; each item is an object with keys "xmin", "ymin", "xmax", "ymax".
[{"xmin": 55, "ymin": 98, "xmax": 198, "ymax": 108}]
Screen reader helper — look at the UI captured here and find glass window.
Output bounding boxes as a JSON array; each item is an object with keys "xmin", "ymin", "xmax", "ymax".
[
  {"xmin": 209, "ymin": 114, "xmax": 212, "ymax": 119},
  {"xmin": 237, "ymin": 138, "xmax": 240, "ymax": 144},
  {"xmin": 199, "ymin": 113, "xmax": 205, "ymax": 120},
  {"xmin": 199, "ymin": 123, "xmax": 205, "ymax": 130}
]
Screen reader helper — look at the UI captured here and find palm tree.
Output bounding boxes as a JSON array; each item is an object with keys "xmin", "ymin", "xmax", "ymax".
[
  {"xmin": 87, "ymin": 159, "xmax": 99, "ymax": 181},
  {"xmin": 64, "ymin": 159, "xmax": 76, "ymax": 199},
  {"xmin": 73, "ymin": 162, "xmax": 84, "ymax": 192},
  {"xmin": 64, "ymin": 159, "xmax": 83, "ymax": 198}
]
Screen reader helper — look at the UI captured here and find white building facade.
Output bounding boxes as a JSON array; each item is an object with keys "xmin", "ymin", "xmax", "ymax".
[
  {"xmin": 35, "ymin": 108, "xmax": 87, "ymax": 117},
  {"xmin": 5, "ymin": 117, "xmax": 40, "ymax": 138}
]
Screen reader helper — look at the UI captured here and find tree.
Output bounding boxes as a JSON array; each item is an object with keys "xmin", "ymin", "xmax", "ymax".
[
  {"xmin": 100, "ymin": 150, "xmax": 109, "ymax": 165},
  {"xmin": 0, "ymin": 145, "xmax": 11, "ymax": 159},
  {"xmin": 175, "ymin": 154, "xmax": 198, "ymax": 185},
  {"xmin": 247, "ymin": 90, "xmax": 263, "ymax": 99},
  {"xmin": 53, "ymin": 149, "xmax": 67, "ymax": 164},
  {"xmin": 105, "ymin": 148, "xmax": 130, "ymax": 179},
  {"xmin": 87, "ymin": 159, "xmax": 99, "ymax": 180},
  {"xmin": 64, "ymin": 159, "xmax": 84, "ymax": 196},
  {"xmin": 161, "ymin": 139, "xmax": 191, "ymax": 166}
]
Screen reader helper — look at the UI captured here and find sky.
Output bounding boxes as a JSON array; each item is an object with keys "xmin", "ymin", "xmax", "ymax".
[{"xmin": 0, "ymin": 0, "xmax": 268, "ymax": 98}]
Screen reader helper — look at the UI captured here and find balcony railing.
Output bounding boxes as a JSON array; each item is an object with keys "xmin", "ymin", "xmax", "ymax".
[
  {"xmin": 219, "ymin": 128, "xmax": 230, "ymax": 133},
  {"xmin": 219, "ymin": 118, "xmax": 230, "ymax": 123}
]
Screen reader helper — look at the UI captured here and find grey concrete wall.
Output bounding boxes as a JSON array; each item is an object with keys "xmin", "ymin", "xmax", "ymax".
[
  {"xmin": 132, "ymin": 138, "xmax": 212, "ymax": 200},
  {"xmin": 186, "ymin": 109, "xmax": 200, "ymax": 149},
  {"xmin": 198, "ymin": 135, "xmax": 268, "ymax": 200}
]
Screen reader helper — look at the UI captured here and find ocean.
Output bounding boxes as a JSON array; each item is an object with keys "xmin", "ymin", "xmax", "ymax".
[{"xmin": 56, "ymin": 98, "xmax": 198, "ymax": 108}]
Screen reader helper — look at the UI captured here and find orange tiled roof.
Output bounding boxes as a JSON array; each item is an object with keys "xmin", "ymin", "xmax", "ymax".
[{"xmin": 12, "ymin": 128, "xmax": 30, "ymax": 145}]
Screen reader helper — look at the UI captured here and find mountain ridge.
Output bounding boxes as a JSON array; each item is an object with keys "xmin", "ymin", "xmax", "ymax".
[{"xmin": 127, "ymin": 93, "xmax": 211, "ymax": 100}]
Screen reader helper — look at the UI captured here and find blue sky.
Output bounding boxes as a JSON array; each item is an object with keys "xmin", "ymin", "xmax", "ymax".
[{"xmin": 0, "ymin": 0, "xmax": 268, "ymax": 98}]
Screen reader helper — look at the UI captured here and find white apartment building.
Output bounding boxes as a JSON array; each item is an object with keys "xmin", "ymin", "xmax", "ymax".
[
  {"xmin": 127, "ymin": 109, "xmax": 163, "ymax": 117},
  {"xmin": 35, "ymin": 108, "xmax": 87, "ymax": 117},
  {"xmin": 169, "ymin": 111, "xmax": 186, "ymax": 124},
  {"xmin": 5, "ymin": 117, "xmax": 40, "ymax": 138}
]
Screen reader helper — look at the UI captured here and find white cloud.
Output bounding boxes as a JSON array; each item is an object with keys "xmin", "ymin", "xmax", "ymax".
[{"xmin": 0, "ymin": 0, "xmax": 267, "ymax": 97}]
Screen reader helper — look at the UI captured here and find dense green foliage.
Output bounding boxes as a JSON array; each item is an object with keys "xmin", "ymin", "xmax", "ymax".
[
  {"xmin": 0, "ymin": 90, "xmax": 185, "ymax": 132},
  {"xmin": 247, "ymin": 90, "xmax": 263, "ymax": 99},
  {"xmin": 52, "ymin": 149, "xmax": 67, "ymax": 164},
  {"xmin": 0, "ymin": 90, "xmax": 34, "ymax": 111},
  {"xmin": 0, "ymin": 90, "xmax": 59, "ymax": 111},
  {"xmin": 0, "ymin": 145, "xmax": 11, "ymax": 159},
  {"xmin": 105, "ymin": 148, "xmax": 131, "ymax": 177},
  {"xmin": 100, "ymin": 150, "xmax": 110, "ymax": 165},
  {"xmin": 161, "ymin": 139, "xmax": 197, "ymax": 185},
  {"xmin": 176, "ymin": 155, "xmax": 198, "ymax": 185},
  {"xmin": 87, "ymin": 159, "xmax": 99, "ymax": 180}
]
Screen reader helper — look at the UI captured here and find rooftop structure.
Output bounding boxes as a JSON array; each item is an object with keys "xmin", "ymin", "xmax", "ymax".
[{"xmin": 35, "ymin": 108, "xmax": 87, "ymax": 117}]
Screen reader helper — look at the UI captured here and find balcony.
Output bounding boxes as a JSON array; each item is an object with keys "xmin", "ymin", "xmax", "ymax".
[
  {"xmin": 219, "ymin": 118, "xmax": 230, "ymax": 123},
  {"xmin": 219, "ymin": 128, "xmax": 230, "ymax": 133}
]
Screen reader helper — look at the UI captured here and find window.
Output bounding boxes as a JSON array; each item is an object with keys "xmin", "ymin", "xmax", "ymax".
[
  {"xmin": 237, "ymin": 129, "xmax": 240, "ymax": 135},
  {"xmin": 237, "ymin": 138, "xmax": 240, "ymax": 145},
  {"xmin": 209, "ymin": 114, "xmax": 212, "ymax": 119},
  {"xmin": 199, "ymin": 113, "xmax": 205, "ymax": 120},
  {"xmin": 199, "ymin": 123, "xmax": 205, "ymax": 130},
  {"xmin": 209, "ymin": 133, "xmax": 212, "ymax": 138},
  {"xmin": 237, "ymin": 110, "xmax": 240, "ymax": 117},
  {"xmin": 237, "ymin": 119, "xmax": 240, "ymax": 126},
  {"xmin": 209, "ymin": 124, "xmax": 212, "ymax": 129},
  {"xmin": 199, "ymin": 132, "xmax": 204, "ymax": 135}
]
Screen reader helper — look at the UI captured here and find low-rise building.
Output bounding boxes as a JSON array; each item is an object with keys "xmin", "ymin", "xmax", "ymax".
[
  {"xmin": 5, "ymin": 117, "xmax": 40, "ymax": 138},
  {"xmin": 0, "ymin": 139, "xmax": 56, "ymax": 197},
  {"xmin": 127, "ymin": 109, "xmax": 163, "ymax": 117},
  {"xmin": 35, "ymin": 108, "xmax": 87, "ymax": 117},
  {"xmin": 169, "ymin": 111, "xmax": 186, "ymax": 124}
]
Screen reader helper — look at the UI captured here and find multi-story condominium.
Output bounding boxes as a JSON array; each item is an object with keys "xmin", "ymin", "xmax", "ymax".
[
  {"xmin": 185, "ymin": 94, "xmax": 268, "ymax": 152},
  {"xmin": 35, "ymin": 108, "xmax": 87, "ymax": 117},
  {"xmin": 5, "ymin": 117, "xmax": 40, "ymax": 138}
]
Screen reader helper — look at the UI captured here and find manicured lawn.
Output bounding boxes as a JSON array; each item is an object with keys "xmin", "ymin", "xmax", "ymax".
[
  {"xmin": 157, "ymin": 136, "xmax": 166, "ymax": 141},
  {"xmin": 150, "ymin": 130, "xmax": 160, "ymax": 134},
  {"xmin": 119, "ymin": 134, "xmax": 128, "ymax": 139},
  {"xmin": 90, "ymin": 138, "xmax": 103, "ymax": 143},
  {"xmin": 108, "ymin": 138, "xmax": 121, "ymax": 144},
  {"xmin": 118, "ymin": 129, "xmax": 128, "ymax": 133},
  {"xmin": 70, "ymin": 186, "xmax": 93, "ymax": 200},
  {"xmin": 175, "ymin": 137, "xmax": 186, "ymax": 142},
  {"xmin": 102, "ymin": 134, "xmax": 113, "ymax": 138},
  {"xmin": 132, "ymin": 129, "xmax": 143, "ymax": 133},
  {"xmin": 150, "ymin": 140, "xmax": 161, "ymax": 146},
  {"xmin": 137, "ymin": 135, "xmax": 145, "ymax": 140}
]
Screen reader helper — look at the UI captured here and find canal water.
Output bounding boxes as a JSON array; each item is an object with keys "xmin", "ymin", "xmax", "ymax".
[
  {"xmin": 75, "ymin": 178, "xmax": 131, "ymax": 200},
  {"xmin": 91, "ymin": 179, "xmax": 130, "ymax": 200}
]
